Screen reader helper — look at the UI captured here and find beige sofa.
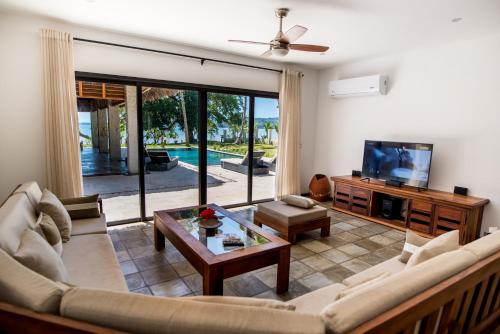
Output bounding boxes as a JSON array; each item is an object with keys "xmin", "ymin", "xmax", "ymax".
[{"xmin": 1, "ymin": 181, "xmax": 499, "ymax": 334}]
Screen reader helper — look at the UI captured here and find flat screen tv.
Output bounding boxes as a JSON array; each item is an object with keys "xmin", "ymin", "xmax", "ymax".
[{"xmin": 361, "ymin": 140, "xmax": 433, "ymax": 188}]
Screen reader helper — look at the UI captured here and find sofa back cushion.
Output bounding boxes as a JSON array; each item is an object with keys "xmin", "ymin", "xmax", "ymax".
[
  {"xmin": 462, "ymin": 230, "xmax": 500, "ymax": 260},
  {"xmin": 0, "ymin": 193, "xmax": 37, "ymax": 255},
  {"xmin": 61, "ymin": 287, "xmax": 325, "ymax": 334},
  {"xmin": 37, "ymin": 189, "xmax": 72, "ymax": 242},
  {"xmin": 13, "ymin": 181, "xmax": 43, "ymax": 209},
  {"xmin": 320, "ymin": 249, "xmax": 478, "ymax": 334},
  {"xmin": 406, "ymin": 230, "xmax": 459, "ymax": 268},
  {"xmin": 13, "ymin": 229, "xmax": 69, "ymax": 282},
  {"xmin": 0, "ymin": 249, "xmax": 68, "ymax": 314}
]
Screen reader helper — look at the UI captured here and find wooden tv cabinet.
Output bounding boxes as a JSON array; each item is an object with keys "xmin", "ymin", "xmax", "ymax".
[{"xmin": 330, "ymin": 175, "xmax": 489, "ymax": 244}]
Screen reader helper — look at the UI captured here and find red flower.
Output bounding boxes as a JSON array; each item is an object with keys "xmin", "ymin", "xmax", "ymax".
[{"xmin": 199, "ymin": 208, "xmax": 216, "ymax": 220}]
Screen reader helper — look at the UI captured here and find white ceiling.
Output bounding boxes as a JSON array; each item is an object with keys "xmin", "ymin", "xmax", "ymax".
[{"xmin": 1, "ymin": 0, "xmax": 500, "ymax": 68}]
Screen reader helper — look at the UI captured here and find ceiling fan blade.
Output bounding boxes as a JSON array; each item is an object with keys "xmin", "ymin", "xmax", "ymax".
[
  {"xmin": 289, "ymin": 44, "xmax": 329, "ymax": 52},
  {"xmin": 228, "ymin": 40, "xmax": 271, "ymax": 46},
  {"xmin": 279, "ymin": 25, "xmax": 308, "ymax": 43},
  {"xmin": 261, "ymin": 49, "xmax": 272, "ymax": 57}
]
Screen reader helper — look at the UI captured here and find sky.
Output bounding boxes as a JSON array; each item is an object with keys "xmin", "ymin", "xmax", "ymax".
[{"xmin": 78, "ymin": 96, "xmax": 278, "ymax": 124}]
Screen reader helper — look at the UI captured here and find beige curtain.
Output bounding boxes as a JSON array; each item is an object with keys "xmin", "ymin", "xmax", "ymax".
[
  {"xmin": 41, "ymin": 29, "xmax": 83, "ymax": 198},
  {"xmin": 275, "ymin": 69, "xmax": 301, "ymax": 199}
]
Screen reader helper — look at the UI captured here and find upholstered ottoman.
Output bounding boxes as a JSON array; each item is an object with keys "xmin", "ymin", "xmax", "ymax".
[{"xmin": 254, "ymin": 200, "xmax": 330, "ymax": 243}]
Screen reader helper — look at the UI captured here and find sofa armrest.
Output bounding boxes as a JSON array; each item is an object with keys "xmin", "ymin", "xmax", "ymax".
[
  {"xmin": 61, "ymin": 288, "xmax": 325, "ymax": 334},
  {"xmin": 97, "ymin": 197, "xmax": 103, "ymax": 214}
]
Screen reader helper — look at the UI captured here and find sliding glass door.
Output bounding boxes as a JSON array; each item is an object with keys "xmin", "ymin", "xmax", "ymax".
[
  {"xmin": 76, "ymin": 72, "xmax": 278, "ymax": 224},
  {"xmin": 141, "ymin": 86, "xmax": 199, "ymax": 215},
  {"xmin": 206, "ymin": 93, "xmax": 250, "ymax": 206}
]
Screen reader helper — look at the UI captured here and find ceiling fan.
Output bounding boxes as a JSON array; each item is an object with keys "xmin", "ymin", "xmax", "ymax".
[{"xmin": 228, "ymin": 8, "xmax": 329, "ymax": 57}]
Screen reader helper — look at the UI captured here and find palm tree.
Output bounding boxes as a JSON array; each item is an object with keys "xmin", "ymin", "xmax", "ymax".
[
  {"xmin": 178, "ymin": 91, "xmax": 190, "ymax": 147},
  {"xmin": 234, "ymin": 96, "xmax": 247, "ymax": 145},
  {"xmin": 263, "ymin": 122, "xmax": 273, "ymax": 145}
]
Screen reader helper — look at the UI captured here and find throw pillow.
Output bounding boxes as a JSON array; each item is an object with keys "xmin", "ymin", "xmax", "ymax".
[
  {"xmin": 336, "ymin": 272, "xmax": 391, "ymax": 300},
  {"xmin": 399, "ymin": 229, "xmax": 432, "ymax": 263},
  {"xmin": 13, "ymin": 229, "xmax": 69, "ymax": 282},
  {"xmin": 34, "ymin": 213, "xmax": 63, "ymax": 256},
  {"xmin": 60, "ymin": 194, "xmax": 100, "ymax": 220},
  {"xmin": 406, "ymin": 230, "xmax": 460, "ymax": 268},
  {"xmin": 283, "ymin": 195, "xmax": 315, "ymax": 209},
  {"xmin": 37, "ymin": 189, "xmax": 72, "ymax": 242}
]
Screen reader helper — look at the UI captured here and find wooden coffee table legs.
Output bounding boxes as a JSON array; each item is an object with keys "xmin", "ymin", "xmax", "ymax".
[
  {"xmin": 154, "ymin": 224, "xmax": 165, "ymax": 251},
  {"xmin": 203, "ymin": 266, "xmax": 224, "ymax": 295},
  {"xmin": 276, "ymin": 247, "xmax": 290, "ymax": 294}
]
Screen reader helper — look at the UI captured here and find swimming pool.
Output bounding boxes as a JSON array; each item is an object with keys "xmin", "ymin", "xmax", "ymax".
[{"xmin": 167, "ymin": 148, "xmax": 241, "ymax": 166}]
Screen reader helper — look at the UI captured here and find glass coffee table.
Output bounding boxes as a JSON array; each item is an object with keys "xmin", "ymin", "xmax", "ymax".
[{"xmin": 154, "ymin": 204, "xmax": 291, "ymax": 295}]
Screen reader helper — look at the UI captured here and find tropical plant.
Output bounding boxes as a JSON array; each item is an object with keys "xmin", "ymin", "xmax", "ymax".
[{"xmin": 263, "ymin": 121, "xmax": 274, "ymax": 145}]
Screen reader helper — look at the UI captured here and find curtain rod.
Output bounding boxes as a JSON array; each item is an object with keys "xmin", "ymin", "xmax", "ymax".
[{"xmin": 73, "ymin": 37, "xmax": 283, "ymax": 74}]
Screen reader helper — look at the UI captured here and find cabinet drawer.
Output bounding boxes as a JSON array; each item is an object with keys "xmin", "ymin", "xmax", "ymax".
[
  {"xmin": 436, "ymin": 206, "xmax": 464, "ymax": 222},
  {"xmin": 335, "ymin": 184, "xmax": 351, "ymax": 195},
  {"xmin": 411, "ymin": 200, "xmax": 433, "ymax": 213},
  {"xmin": 351, "ymin": 187, "xmax": 371, "ymax": 200}
]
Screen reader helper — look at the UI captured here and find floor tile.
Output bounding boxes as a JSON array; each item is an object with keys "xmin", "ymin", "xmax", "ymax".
[
  {"xmin": 328, "ymin": 224, "xmax": 345, "ymax": 235},
  {"xmin": 333, "ymin": 222, "xmax": 358, "ymax": 231},
  {"xmin": 349, "ymin": 227, "xmax": 380, "ymax": 238},
  {"xmin": 319, "ymin": 235, "xmax": 349, "ymax": 248},
  {"xmin": 131, "ymin": 286, "xmax": 152, "ymax": 295},
  {"xmin": 291, "ymin": 244, "xmax": 315, "ymax": 260},
  {"xmin": 298, "ymin": 272, "xmax": 333, "ymax": 290},
  {"xmin": 127, "ymin": 245, "xmax": 162, "ymax": 259},
  {"xmin": 120, "ymin": 260, "xmax": 138, "ymax": 275},
  {"xmin": 340, "ymin": 259, "xmax": 372, "ymax": 273},
  {"xmin": 369, "ymin": 234, "xmax": 398, "ymax": 246},
  {"xmin": 115, "ymin": 250, "xmax": 131, "ymax": 262},
  {"xmin": 122, "ymin": 237, "xmax": 152, "ymax": 249},
  {"xmin": 337, "ymin": 243, "xmax": 370, "ymax": 257},
  {"xmin": 300, "ymin": 255, "xmax": 335, "ymax": 271},
  {"xmin": 320, "ymin": 248, "xmax": 353, "ymax": 264},
  {"xmin": 354, "ymin": 239, "xmax": 385, "ymax": 252},
  {"xmin": 344, "ymin": 219, "xmax": 370, "ymax": 227},
  {"xmin": 289, "ymin": 260, "xmax": 315, "ymax": 280},
  {"xmin": 335, "ymin": 232, "xmax": 361, "ymax": 242},
  {"xmin": 301, "ymin": 240, "xmax": 332, "ymax": 253},
  {"xmin": 171, "ymin": 261, "xmax": 197, "ymax": 277},
  {"xmin": 363, "ymin": 223, "xmax": 392, "ymax": 234},
  {"xmin": 322, "ymin": 265, "xmax": 355, "ymax": 283},
  {"xmin": 382, "ymin": 230, "xmax": 406, "ymax": 241},
  {"xmin": 118, "ymin": 229, "xmax": 146, "ymax": 241},
  {"xmin": 183, "ymin": 273, "xmax": 203, "ymax": 292},
  {"xmin": 374, "ymin": 246, "xmax": 401, "ymax": 260},
  {"xmin": 253, "ymin": 290, "xmax": 283, "ymax": 301},
  {"xmin": 140, "ymin": 265, "xmax": 178, "ymax": 285},
  {"xmin": 357, "ymin": 253, "xmax": 386, "ymax": 266},
  {"xmin": 150, "ymin": 279, "xmax": 191, "ymax": 297},
  {"xmin": 278, "ymin": 280, "xmax": 311, "ymax": 301},
  {"xmin": 125, "ymin": 273, "xmax": 146, "ymax": 290},
  {"xmin": 253, "ymin": 266, "xmax": 278, "ymax": 288},
  {"xmin": 226, "ymin": 274, "xmax": 269, "ymax": 297},
  {"xmin": 133, "ymin": 253, "xmax": 170, "ymax": 271}
]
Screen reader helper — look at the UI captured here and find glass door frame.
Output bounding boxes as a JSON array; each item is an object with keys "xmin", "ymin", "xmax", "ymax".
[{"xmin": 76, "ymin": 71, "xmax": 279, "ymax": 225}]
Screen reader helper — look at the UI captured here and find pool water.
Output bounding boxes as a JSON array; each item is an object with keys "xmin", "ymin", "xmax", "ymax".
[{"xmin": 167, "ymin": 148, "xmax": 241, "ymax": 166}]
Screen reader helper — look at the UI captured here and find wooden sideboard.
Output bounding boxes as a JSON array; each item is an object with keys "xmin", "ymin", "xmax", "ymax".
[{"xmin": 331, "ymin": 175, "xmax": 489, "ymax": 244}]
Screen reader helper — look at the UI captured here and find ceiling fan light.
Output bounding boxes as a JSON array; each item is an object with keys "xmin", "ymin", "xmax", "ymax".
[{"xmin": 272, "ymin": 48, "xmax": 289, "ymax": 57}]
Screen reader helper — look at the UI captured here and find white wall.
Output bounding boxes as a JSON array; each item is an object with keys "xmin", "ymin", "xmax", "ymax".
[
  {"xmin": 0, "ymin": 12, "xmax": 318, "ymax": 200},
  {"xmin": 313, "ymin": 33, "xmax": 500, "ymax": 233}
]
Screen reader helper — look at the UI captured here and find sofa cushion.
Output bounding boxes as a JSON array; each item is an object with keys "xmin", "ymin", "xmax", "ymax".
[
  {"xmin": 61, "ymin": 288, "xmax": 325, "ymax": 334},
  {"xmin": 400, "ymin": 229, "xmax": 431, "ymax": 263},
  {"xmin": 462, "ymin": 230, "xmax": 500, "ymax": 260},
  {"xmin": 320, "ymin": 249, "xmax": 477, "ymax": 334},
  {"xmin": 406, "ymin": 230, "xmax": 459, "ymax": 268},
  {"xmin": 35, "ymin": 213, "xmax": 63, "ymax": 256},
  {"xmin": 37, "ymin": 189, "xmax": 72, "ymax": 242},
  {"xmin": 13, "ymin": 181, "xmax": 43, "ymax": 208},
  {"xmin": 0, "ymin": 193, "xmax": 37, "ymax": 255},
  {"xmin": 336, "ymin": 272, "xmax": 390, "ymax": 300},
  {"xmin": 61, "ymin": 194, "xmax": 100, "ymax": 220},
  {"xmin": 342, "ymin": 255, "xmax": 405, "ymax": 286},
  {"xmin": 71, "ymin": 214, "xmax": 107, "ymax": 236},
  {"xmin": 13, "ymin": 229, "xmax": 69, "ymax": 282},
  {"xmin": 282, "ymin": 195, "xmax": 315, "ymax": 209},
  {"xmin": 289, "ymin": 283, "xmax": 346, "ymax": 315},
  {"xmin": 62, "ymin": 234, "xmax": 127, "ymax": 291},
  {"xmin": 184, "ymin": 296, "xmax": 295, "ymax": 311},
  {"xmin": 257, "ymin": 201, "xmax": 327, "ymax": 226},
  {"xmin": 0, "ymin": 249, "xmax": 68, "ymax": 314}
]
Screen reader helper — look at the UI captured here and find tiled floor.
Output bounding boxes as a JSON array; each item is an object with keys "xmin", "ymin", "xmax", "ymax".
[{"xmin": 109, "ymin": 205, "xmax": 406, "ymax": 301}]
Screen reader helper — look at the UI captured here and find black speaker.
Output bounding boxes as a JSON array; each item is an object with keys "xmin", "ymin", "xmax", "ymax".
[
  {"xmin": 454, "ymin": 186, "xmax": 468, "ymax": 196},
  {"xmin": 382, "ymin": 197, "xmax": 402, "ymax": 219},
  {"xmin": 352, "ymin": 170, "xmax": 362, "ymax": 177},
  {"xmin": 386, "ymin": 179, "xmax": 403, "ymax": 188}
]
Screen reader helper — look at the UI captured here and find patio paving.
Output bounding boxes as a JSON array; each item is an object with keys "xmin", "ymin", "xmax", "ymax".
[{"xmin": 109, "ymin": 207, "xmax": 406, "ymax": 300}]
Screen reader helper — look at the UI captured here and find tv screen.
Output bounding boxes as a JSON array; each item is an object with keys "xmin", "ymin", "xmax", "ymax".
[{"xmin": 361, "ymin": 140, "xmax": 433, "ymax": 188}]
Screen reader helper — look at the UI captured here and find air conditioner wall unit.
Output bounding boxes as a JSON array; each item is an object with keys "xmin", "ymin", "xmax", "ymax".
[{"xmin": 328, "ymin": 75, "xmax": 388, "ymax": 97}]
